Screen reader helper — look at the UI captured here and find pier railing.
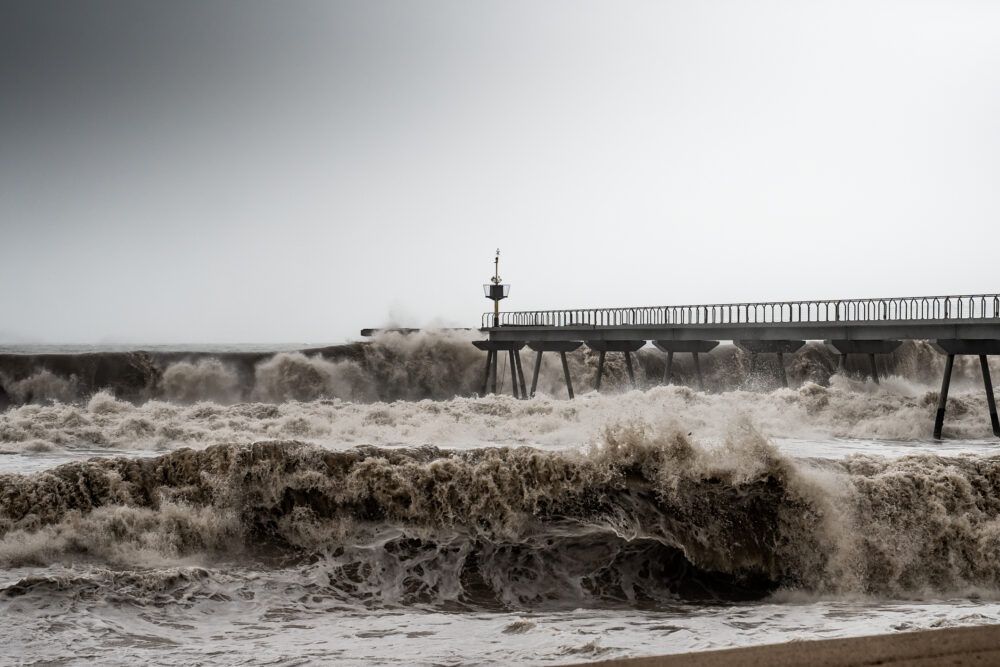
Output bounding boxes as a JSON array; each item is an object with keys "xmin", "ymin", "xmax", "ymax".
[{"xmin": 482, "ymin": 294, "xmax": 1000, "ymax": 328}]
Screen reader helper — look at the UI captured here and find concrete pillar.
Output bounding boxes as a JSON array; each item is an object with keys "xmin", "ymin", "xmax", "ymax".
[
  {"xmin": 561, "ymin": 351, "xmax": 574, "ymax": 399},
  {"xmin": 508, "ymin": 349, "xmax": 519, "ymax": 398},
  {"xmin": 982, "ymin": 355, "xmax": 1000, "ymax": 437},
  {"xmin": 663, "ymin": 350, "xmax": 674, "ymax": 385},
  {"xmin": 826, "ymin": 341, "xmax": 901, "ymax": 384},
  {"xmin": 514, "ymin": 350, "xmax": 528, "ymax": 398},
  {"xmin": 693, "ymin": 352, "xmax": 704, "ymax": 391},
  {"xmin": 652, "ymin": 341, "xmax": 717, "ymax": 390},
  {"xmin": 481, "ymin": 349, "xmax": 494, "ymax": 396},
  {"xmin": 934, "ymin": 354, "xmax": 955, "ymax": 439},
  {"xmin": 530, "ymin": 350, "xmax": 543, "ymax": 397},
  {"xmin": 586, "ymin": 341, "xmax": 646, "ymax": 392},
  {"xmin": 490, "ymin": 348, "xmax": 499, "ymax": 394},
  {"xmin": 930, "ymin": 340, "xmax": 1000, "ymax": 439},
  {"xmin": 624, "ymin": 350, "xmax": 636, "ymax": 388},
  {"xmin": 595, "ymin": 351, "xmax": 606, "ymax": 391},
  {"xmin": 526, "ymin": 342, "xmax": 582, "ymax": 400}
]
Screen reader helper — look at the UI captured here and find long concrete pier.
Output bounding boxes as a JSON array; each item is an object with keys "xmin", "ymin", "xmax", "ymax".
[{"xmin": 474, "ymin": 294, "xmax": 1000, "ymax": 439}]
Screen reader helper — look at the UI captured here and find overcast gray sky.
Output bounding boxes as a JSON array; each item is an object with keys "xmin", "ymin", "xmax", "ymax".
[{"xmin": 2, "ymin": 0, "xmax": 998, "ymax": 344}]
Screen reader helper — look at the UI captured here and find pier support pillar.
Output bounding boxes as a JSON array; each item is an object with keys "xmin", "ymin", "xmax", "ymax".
[
  {"xmin": 525, "ymin": 341, "xmax": 582, "ymax": 399},
  {"xmin": 934, "ymin": 354, "xmax": 955, "ymax": 440},
  {"xmin": 490, "ymin": 349, "xmax": 499, "ymax": 394},
  {"xmin": 586, "ymin": 341, "xmax": 646, "ymax": 392},
  {"xmin": 508, "ymin": 350, "xmax": 520, "ymax": 398},
  {"xmin": 735, "ymin": 340, "xmax": 805, "ymax": 389},
  {"xmin": 472, "ymin": 341, "xmax": 527, "ymax": 398},
  {"xmin": 981, "ymin": 356, "xmax": 1000, "ymax": 437},
  {"xmin": 514, "ymin": 350, "xmax": 528, "ymax": 398},
  {"xmin": 480, "ymin": 350, "xmax": 494, "ymax": 396},
  {"xmin": 652, "ymin": 341, "xmax": 718, "ymax": 391},
  {"xmin": 595, "ymin": 351, "xmax": 606, "ymax": 390},
  {"xmin": 530, "ymin": 351, "xmax": 543, "ymax": 397},
  {"xmin": 825, "ymin": 340, "xmax": 901, "ymax": 384},
  {"xmin": 505, "ymin": 350, "xmax": 528, "ymax": 399},
  {"xmin": 561, "ymin": 352, "xmax": 574, "ymax": 399},
  {"xmin": 931, "ymin": 340, "xmax": 1000, "ymax": 439}
]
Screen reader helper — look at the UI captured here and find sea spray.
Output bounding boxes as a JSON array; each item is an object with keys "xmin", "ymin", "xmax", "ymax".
[
  {"xmin": 0, "ymin": 370, "xmax": 79, "ymax": 404},
  {"xmin": 162, "ymin": 358, "xmax": 242, "ymax": 404},
  {"xmin": 2, "ymin": 335, "xmax": 998, "ymax": 406},
  {"xmin": 251, "ymin": 352, "xmax": 377, "ymax": 403}
]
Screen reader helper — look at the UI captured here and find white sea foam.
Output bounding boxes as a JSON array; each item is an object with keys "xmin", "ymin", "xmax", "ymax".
[{"xmin": 1, "ymin": 379, "xmax": 996, "ymax": 456}]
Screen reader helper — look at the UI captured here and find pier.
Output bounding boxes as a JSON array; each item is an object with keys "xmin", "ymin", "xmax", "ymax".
[{"xmin": 474, "ymin": 294, "xmax": 1000, "ymax": 439}]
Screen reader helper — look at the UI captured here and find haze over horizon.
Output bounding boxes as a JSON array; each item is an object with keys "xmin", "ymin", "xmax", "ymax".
[{"xmin": 2, "ymin": 0, "xmax": 999, "ymax": 344}]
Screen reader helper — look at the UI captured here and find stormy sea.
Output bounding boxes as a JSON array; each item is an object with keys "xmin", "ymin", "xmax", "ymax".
[{"xmin": 2, "ymin": 332, "xmax": 1000, "ymax": 665}]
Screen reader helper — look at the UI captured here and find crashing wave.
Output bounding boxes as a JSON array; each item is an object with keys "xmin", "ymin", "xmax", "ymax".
[{"xmin": 3, "ymin": 425, "xmax": 1000, "ymax": 606}]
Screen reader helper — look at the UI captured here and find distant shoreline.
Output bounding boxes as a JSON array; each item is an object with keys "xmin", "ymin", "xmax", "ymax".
[{"xmin": 575, "ymin": 624, "xmax": 1000, "ymax": 666}]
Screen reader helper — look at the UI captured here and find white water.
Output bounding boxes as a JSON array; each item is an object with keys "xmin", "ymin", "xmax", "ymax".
[
  {"xmin": 3, "ymin": 345, "xmax": 1000, "ymax": 665},
  {"xmin": 4, "ymin": 566, "xmax": 999, "ymax": 666}
]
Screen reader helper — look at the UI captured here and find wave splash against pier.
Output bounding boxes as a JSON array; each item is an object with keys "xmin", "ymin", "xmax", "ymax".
[{"xmin": 1, "ymin": 331, "xmax": 996, "ymax": 407}]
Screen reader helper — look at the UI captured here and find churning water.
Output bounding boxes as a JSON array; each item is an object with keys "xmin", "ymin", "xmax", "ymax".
[{"xmin": 2, "ymin": 333, "xmax": 1000, "ymax": 665}]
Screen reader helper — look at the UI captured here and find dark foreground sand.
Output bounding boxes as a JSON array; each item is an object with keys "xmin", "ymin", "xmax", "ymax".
[{"xmin": 577, "ymin": 624, "xmax": 1000, "ymax": 666}]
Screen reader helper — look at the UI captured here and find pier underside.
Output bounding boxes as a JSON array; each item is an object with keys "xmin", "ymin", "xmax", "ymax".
[
  {"xmin": 471, "ymin": 322, "xmax": 1000, "ymax": 439},
  {"xmin": 652, "ymin": 340, "xmax": 718, "ymax": 390},
  {"xmin": 485, "ymin": 320, "xmax": 1000, "ymax": 344},
  {"xmin": 446, "ymin": 295, "xmax": 1000, "ymax": 438}
]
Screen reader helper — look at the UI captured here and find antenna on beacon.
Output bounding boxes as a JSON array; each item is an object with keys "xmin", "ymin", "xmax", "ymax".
[{"xmin": 483, "ymin": 248, "xmax": 509, "ymax": 328}]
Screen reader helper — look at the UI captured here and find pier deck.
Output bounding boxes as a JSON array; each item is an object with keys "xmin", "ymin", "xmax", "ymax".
[{"xmin": 475, "ymin": 294, "xmax": 1000, "ymax": 438}]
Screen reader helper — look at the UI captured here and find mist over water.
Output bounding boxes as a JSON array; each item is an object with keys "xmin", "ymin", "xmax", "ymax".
[
  {"xmin": 1, "ymin": 331, "xmax": 996, "ymax": 407},
  {"xmin": 2, "ymin": 332, "xmax": 1000, "ymax": 664}
]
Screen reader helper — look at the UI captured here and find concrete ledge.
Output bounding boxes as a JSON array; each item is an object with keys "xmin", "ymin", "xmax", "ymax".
[
  {"xmin": 735, "ymin": 340, "xmax": 805, "ymax": 354},
  {"xmin": 471, "ymin": 340, "xmax": 526, "ymax": 351},
  {"xmin": 527, "ymin": 341, "xmax": 583, "ymax": 352},
  {"xmin": 826, "ymin": 340, "xmax": 902, "ymax": 354},
  {"xmin": 586, "ymin": 340, "xmax": 646, "ymax": 353},
  {"xmin": 652, "ymin": 340, "xmax": 719, "ymax": 354},
  {"xmin": 932, "ymin": 339, "xmax": 1000, "ymax": 355}
]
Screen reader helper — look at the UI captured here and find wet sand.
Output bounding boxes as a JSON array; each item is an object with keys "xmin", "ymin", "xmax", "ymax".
[{"xmin": 579, "ymin": 624, "xmax": 1000, "ymax": 666}]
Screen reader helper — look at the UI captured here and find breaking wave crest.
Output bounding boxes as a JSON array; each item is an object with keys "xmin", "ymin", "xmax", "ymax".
[
  {"xmin": 2, "ymin": 334, "xmax": 997, "ymax": 408},
  {"xmin": 3, "ymin": 426, "xmax": 1000, "ymax": 607}
]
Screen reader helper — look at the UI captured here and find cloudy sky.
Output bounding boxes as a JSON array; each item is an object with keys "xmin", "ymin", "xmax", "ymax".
[{"xmin": 2, "ymin": 1, "xmax": 998, "ymax": 344}]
